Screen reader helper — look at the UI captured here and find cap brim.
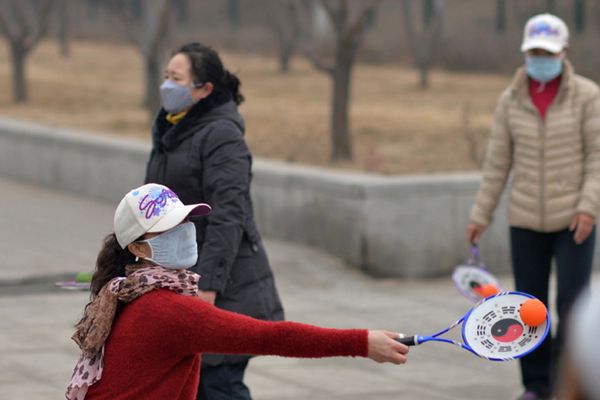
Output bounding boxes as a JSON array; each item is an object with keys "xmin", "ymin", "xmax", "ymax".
[
  {"xmin": 147, "ymin": 203, "xmax": 211, "ymax": 233},
  {"xmin": 521, "ymin": 39, "xmax": 564, "ymax": 53}
]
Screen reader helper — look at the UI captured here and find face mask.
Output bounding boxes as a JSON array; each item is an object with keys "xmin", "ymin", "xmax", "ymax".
[
  {"xmin": 526, "ymin": 56, "xmax": 563, "ymax": 83},
  {"xmin": 159, "ymin": 80, "xmax": 198, "ymax": 114},
  {"xmin": 140, "ymin": 222, "xmax": 198, "ymax": 269}
]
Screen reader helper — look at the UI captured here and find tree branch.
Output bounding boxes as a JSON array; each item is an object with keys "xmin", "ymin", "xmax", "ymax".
[
  {"xmin": 286, "ymin": 0, "xmax": 302, "ymax": 36},
  {"xmin": 401, "ymin": 0, "xmax": 420, "ymax": 61},
  {"xmin": 318, "ymin": 0, "xmax": 343, "ymax": 34},
  {"xmin": 0, "ymin": 6, "xmax": 15, "ymax": 41},
  {"xmin": 28, "ymin": 0, "xmax": 56, "ymax": 50},
  {"xmin": 346, "ymin": 0, "xmax": 381, "ymax": 41},
  {"xmin": 146, "ymin": 0, "xmax": 171, "ymax": 58},
  {"xmin": 338, "ymin": 0, "xmax": 348, "ymax": 29},
  {"xmin": 100, "ymin": 0, "xmax": 140, "ymax": 47},
  {"xmin": 10, "ymin": 0, "xmax": 30, "ymax": 41},
  {"xmin": 319, "ymin": 0, "xmax": 337, "ymax": 22},
  {"xmin": 302, "ymin": 44, "xmax": 335, "ymax": 75}
]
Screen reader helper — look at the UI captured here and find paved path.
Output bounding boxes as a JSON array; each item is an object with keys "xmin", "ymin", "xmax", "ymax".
[{"xmin": 1, "ymin": 177, "xmax": 593, "ymax": 400}]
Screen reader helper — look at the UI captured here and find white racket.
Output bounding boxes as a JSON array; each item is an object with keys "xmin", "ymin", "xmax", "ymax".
[
  {"xmin": 397, "ymin": 291, "xmax": 550, "ymax": 361},
  {"xmin": 452, "ymin": 244, "xmax": 502, "ymax": 302}
]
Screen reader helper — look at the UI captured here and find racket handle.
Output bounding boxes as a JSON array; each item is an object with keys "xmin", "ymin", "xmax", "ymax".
[{"xmin": 396, "ymin": 335, "xmax": 417, "ymax": 346}]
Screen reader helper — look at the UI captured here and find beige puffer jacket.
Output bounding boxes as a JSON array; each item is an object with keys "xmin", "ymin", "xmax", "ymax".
[{"xmin": 470, "ymin": 60, "xmax": 600, "ymax": 232}]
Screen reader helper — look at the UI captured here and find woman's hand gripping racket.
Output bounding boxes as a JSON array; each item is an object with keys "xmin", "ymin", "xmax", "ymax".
[
  {"xmin": 452, "ymin": 244, "xmax": 502, "ymax": 302},
  {"xmin": 397, "ymin": 291, "xmax": 550, "ymax": 361}
]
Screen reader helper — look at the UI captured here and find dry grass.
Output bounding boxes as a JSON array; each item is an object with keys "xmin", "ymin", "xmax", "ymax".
[{"xmin": 0, "ymin": 40, "xmax": 513, "ymax": 174}]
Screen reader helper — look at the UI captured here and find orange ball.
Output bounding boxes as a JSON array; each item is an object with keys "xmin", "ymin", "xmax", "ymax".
[
  {"xmin": 474, "ymin": 283, "xmax": 499, "ymax": 298},
  {"xmin": 519, "ymin": 299, "xmax": 547, "ymax": 327}
]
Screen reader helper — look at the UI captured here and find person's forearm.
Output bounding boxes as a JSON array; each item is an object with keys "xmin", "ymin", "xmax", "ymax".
[
  {"xmin": 243, "ymin": 320, "xmax": 368, "ymax": 359},
  {"xmin": 178, "ymin": 298, "xmax": 368, "ymax": 358}
]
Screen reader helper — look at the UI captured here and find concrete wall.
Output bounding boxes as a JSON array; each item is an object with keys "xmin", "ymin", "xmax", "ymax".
[
  {"xmin": 0, "ymin": 118, "xmax": 148, "ymax": 202},
  {"xmin": 0, "ymin": 117, "xmax": 559, "ymax": 278},
  {"xmin": 252, "ymin": 160, "xmax": 513, "ymax": 277}
]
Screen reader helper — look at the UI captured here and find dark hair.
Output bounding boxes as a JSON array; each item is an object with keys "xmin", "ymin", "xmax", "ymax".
[
  {"xmin": 75, "ymin": 233, "xmax": 134, "ymax": 328},
  {"xmin": 89, "ymin": 233, "xmax": 135, "ymax": 298},
  {"xmin": 174, "ymin": 42, "xmax": 245, "ymax": 105}
]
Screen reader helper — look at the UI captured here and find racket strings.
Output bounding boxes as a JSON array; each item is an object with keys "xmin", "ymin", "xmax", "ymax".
[{"xmin": 414, "ymin": 292, "xmax": 549, "ymax": 362}]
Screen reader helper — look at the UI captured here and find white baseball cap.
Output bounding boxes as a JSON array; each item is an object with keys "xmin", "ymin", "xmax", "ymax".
[
  {"xmin": 114, "ymin": 183, "xmax": 211, "ymax": 248},
  {"xmin": 521, "ymin": 13, "xmax": 569, "ymax": 53}
]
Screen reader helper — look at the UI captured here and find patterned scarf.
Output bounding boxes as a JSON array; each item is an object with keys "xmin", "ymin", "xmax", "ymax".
[{"xmin": 65, "ymin": 264, "xmax": 200, "ymax": 400}]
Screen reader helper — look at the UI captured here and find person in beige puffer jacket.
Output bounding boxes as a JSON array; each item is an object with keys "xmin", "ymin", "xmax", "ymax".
[{"xmin": 466, "ymin": 13, "xmax": 600, "ymax": 400}]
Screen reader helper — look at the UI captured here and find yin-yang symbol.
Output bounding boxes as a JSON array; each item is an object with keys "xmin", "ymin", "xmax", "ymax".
[{"xmin": 491, "ymin": 318, "xmax": 523, "ymax": 342}]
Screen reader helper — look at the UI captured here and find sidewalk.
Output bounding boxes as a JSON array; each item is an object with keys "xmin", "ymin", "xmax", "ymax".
[{"xmin": 0, "ymin": 177, "xmax": 581, "ymax": 400}]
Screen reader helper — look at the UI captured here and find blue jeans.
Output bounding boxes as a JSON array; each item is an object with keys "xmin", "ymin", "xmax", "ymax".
[
  {"xmin": 197, "ymin": 361, "xmax": 251, "ymax": 400},
  {"xmin": 510, "ymin": 226, "xmax": 595, "ymax": 395}
]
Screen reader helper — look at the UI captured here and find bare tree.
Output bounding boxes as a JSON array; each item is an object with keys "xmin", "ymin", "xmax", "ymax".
[
  {"xmin": 590, "ymin": 0, "xmax": 600, "ymax": 30},
  {"xmin": 174, "ymin": 0, "xmax": 188, "ymax": 25},
  {"xmin": 228, "ymin": 0, "xmax": 240, "ymax": 32},
  {"xmin": 142, "ymin": 0, "xmax": 171, "ymax": 113},
  {"xmin": 574, "ymin": 0, "xmax": 586, "ymax": 33},
  {"xmin": 401, "ymin": 0, "xmax": 445, "ymax": 90},
  {"xmin": 265, "ymin": 0, "xmax": 302, "ymax": 73},
  {"xmin": 513, "ymin": 0, "xmax": 545, "ymax": 26},
  {"xmin": 57, "ymin": 0, "xmax": 70, "ymax": 56},
  {"xmin": 101, "ymin": 0, "xmax": 172, "ymax": 114},
  {"xmin": 496, "ymin": 0, "xmax": 507, "ymax": 34},
  {"xmin": 300, "ymin": 0, "xmax": 381, "ymax": 162},
  {"xmin": 86, "ymin": 0, "xmax": 99, "ymax": 21},
  {"xmin": 0, "ymin": 0, "xmax": 55, "ymax": 103}
]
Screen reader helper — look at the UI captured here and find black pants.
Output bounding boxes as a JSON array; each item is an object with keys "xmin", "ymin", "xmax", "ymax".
[
  {"xmin": 510, "ymin": 226, "xmax": 595, "ymax": 395},
  {"xmin": 197, "ymin": 361, "xmax": 252, "ymax": 400}
]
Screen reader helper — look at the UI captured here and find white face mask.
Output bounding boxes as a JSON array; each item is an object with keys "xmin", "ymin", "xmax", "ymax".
[{"xmin": 140, "ymin": 222, "xmax": 198, "ymax": 269}]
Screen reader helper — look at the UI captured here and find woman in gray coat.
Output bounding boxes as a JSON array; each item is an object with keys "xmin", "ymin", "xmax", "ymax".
[{"xmin": 145, "ymin": 42, "xmax": 284, "ymax": 400}]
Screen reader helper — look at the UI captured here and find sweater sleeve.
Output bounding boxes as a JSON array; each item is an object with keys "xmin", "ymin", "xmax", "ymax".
[
  {"xmin": 153, "ymin": 291, "xmax": 368, "ymax": 359},
  {"xmin": 469, "ymin": 92, "xmax": 513, "ymax": 226},
  {"xmin": 576, "ymin": 88, "xmax": 600, "ymax": 218}
]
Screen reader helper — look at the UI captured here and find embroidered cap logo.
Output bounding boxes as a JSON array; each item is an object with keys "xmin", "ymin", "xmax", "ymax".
[
  {"xmin": 528, "ymin": 22, "xmax": 560, "ymax": 38},
  {"xmin": 135, "ymin": 188, "xmax": 179, "ymax": 219}
]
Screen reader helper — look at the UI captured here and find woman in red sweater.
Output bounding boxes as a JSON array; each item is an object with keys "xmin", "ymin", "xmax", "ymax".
[{"xmin": 66, "ymin": 183, "xmax": 409, "ymax": 400}]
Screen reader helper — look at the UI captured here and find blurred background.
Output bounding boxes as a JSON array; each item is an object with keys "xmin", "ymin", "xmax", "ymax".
[
  {"xmin": 1, "ymin": 4, "xmax": 597, "ymax": 397},
  {"xmin": 1, "ymin": 0, "xmax": 597, "ymax": 175}
]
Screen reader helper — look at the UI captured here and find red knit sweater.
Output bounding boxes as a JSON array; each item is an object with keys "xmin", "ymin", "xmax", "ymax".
[{"xmin": 84, "ymin": 290, "xmax": 368, "ymax": 400}]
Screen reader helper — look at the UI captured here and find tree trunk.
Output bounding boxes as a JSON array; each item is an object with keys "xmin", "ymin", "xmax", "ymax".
[
  {"xmin": 86, "ymin": 0, "xmax": 99, "ymax": 21},
  {"xmin": 144, "ymin": 57, "xmax": 161, "ymax": 113},
  {"xmin": 142, "ymin": 0, "xmax": 171, "ymax": 113},
  {"xmin": 131, "ymin": 0, "xmax": 143, "ymax": 20},
  {"xmin": 11, "ymin": 44, "xmax": 28, "ymax": 103},
  {"xmin": 279, "ymin": 41, "xmax": 294, "ymax": 73},
  {"xmin": 331, "ymin": 49, "xmax": 353, "ymax": 161},
  {"xmin": 59, "ymin": 0, "xmax": 70, "ymax": 57},
  {"xmin": 419, "ymin": 60, "xmax": 430, "ymax": 89},
  {"xmin": 228, "ymin": 0, "xmax": 240, "ymax": 31},
  {"xmin": 574, "ymin": 0, "xmax": 585, "ymax": 33},
  {"xmin": 367, "ymin": 9, "xmax": 377, "ymax": 30},
  {"xmin": 495, "ymin": 0, "xmax": 506, "ymax": 34},
  {"xmin": 422, "ymin": 0, "xmax": 434, "ymax": 26},
  {"xmin": 175, "ymin": 0, "xmax": 188, "ymax": 24}
]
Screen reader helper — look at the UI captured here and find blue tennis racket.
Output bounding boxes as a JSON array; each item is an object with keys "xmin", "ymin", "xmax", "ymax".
[{"xmin": 397, "ymin": 291, "xmax": 550, "ymax": 361}]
